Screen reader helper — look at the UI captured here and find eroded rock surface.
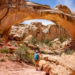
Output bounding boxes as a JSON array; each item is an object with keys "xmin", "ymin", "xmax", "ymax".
[
  {"xmin": 55, "ymin": 5, "xmax": 71, "ymax": 14},
  {"xmin": 39, "ymin": 53, "xmax": 75, "ymax": 75},
  {"xmin": 9, "ymin": 22, "xmax": 68, "ymax": 41}
]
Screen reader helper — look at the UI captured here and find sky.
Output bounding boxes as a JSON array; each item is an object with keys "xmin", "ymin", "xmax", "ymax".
[
  {"xmin": 22, "ymin": 19, "xmax": 55, "ymax": 25},
  {"xmin": 23, "ymin": 0, "xmax": 75, "ymax": 25}
]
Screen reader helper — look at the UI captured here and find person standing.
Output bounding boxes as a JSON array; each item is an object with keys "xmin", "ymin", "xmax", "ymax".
[{"xmin": 34, "ymin": 51, "xmax": 39, "ymax": 71}]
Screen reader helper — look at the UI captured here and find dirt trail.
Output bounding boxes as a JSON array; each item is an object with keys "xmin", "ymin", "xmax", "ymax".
[{"xmin": 0, "ymin": 60, "xmax": 45, "ymax": 75}]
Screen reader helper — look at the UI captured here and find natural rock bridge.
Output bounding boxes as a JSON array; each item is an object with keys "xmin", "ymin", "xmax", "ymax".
[{"xmin": 0, "ymin": 0, "xmax": 75, "ymax": 49}]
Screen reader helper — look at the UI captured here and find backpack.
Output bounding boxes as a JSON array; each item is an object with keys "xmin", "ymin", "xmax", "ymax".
[{"xmin": 34, "ymin": 53, "xmax": 39, "ymax": 60}]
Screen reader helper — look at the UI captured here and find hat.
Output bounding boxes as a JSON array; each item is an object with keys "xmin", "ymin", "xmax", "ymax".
[{"xmin": 35, "ymin": 50, "xmax": 38, "ymax": 53}]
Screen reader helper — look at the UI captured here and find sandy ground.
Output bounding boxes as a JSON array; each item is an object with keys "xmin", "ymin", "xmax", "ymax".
[{"xmin": 0, "ymin": 60, "xmax": 45, "ymax": 75}]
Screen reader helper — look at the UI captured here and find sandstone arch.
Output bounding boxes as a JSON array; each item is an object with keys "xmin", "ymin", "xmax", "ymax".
[{"xmin": 0, "ymin": 0, "xmax": 75, "ymax": 49}]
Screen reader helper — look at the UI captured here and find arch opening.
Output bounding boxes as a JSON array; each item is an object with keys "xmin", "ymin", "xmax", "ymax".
[
  {"xmin": 9, "ymin": 19, "xmax": 71, "ymax": 44},
  {"xmin": 22, "ymin": 19, "xmax": 55, "ymax": 26}
]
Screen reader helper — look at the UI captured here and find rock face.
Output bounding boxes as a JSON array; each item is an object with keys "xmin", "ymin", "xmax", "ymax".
[
  {"xmin": 39, "ymin": 53, "xmax": 75, "ymax": 75},
  {"xmin": 72, "ymin": 12, "xmax": 75, "ymax": 16},
  {"xmin": 0, "ymin": 0, "xmax": 75, "ymax": 49},
  {"xmin": 55, "ymin": 5, "xmax": 71, "ymax": 14},
  {"xmin": 9, "ymin": 22, "xmax": 68, "ymax": 41},
  {"xmin": 9, "ymin": 22, "xmax": 45, "ymax": 41},
  {"xmin": 25, "ymin": 1, "xmax": 50, "ymax": 10},
  {"xmin": 46, "ymin": 25, "xmax": 68, "ymax": 40}
]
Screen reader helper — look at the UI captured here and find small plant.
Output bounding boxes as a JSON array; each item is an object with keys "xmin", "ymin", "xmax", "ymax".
[
  {"xmin": 29, "ymin": 37, "xmax": 39, "ymax": 45},
  {"xmin": 58, "ymin": 35, "xmax": 65, "ymax": 43},
  {"xmin": 14, "ymin": 44, "xmax": 29, "ymax": 58},
  {"xmin": 0, "ymin": 48, "xmax": 10, "ymax": 53},
  {"xmin": 44, "ymin": 38, "xmax": 52, "ymax": 46},
  {"xmin": 66, "ymin": 49, "xmax": 74, "ymax": 55},
  {"xmin": 25, "ymin": 53, "xmax": 34, "ymax": 64},
  {"xmin": 66, "ymin": 35, "xmax": 70, "ymax": 40},
  {"xmin": 13, "ymin": 44, "xmax": 34, "ymax": 64}
]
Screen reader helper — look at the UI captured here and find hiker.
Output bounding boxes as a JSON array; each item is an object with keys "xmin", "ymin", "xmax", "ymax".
[{"xmin": 34, "ymin": 50, "xmax": 40, "ymax": 71}]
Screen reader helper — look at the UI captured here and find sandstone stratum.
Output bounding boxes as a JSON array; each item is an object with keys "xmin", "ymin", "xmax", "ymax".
[
  {"xmin": 0, "ymin": 0, "xmax": 75, "ymax": 49},
  {"xmin": 9, "ymin": 22, "xmax": 68, "ymax": 41}
]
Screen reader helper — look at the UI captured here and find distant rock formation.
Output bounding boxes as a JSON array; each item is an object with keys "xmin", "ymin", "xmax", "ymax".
[
  {"xmin": 9, "ymin": 22, "xmax": 69, "ymax": 41},
  {"xmin": 46, "ymin": 25, "xmax": 68, "ymax": 40}
]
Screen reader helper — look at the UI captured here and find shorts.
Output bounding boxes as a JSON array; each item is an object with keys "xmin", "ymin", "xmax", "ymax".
[{"xmin": 34, "ymin": 60, "xmax": 39, "ymax": 66}]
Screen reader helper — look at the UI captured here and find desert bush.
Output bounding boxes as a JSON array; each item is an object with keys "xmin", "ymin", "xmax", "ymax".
[
  {"xmin": 13, "ymin": 44, "xmax": 34, "ymax": 64},
  {"xmin": 29, "ymin": 37, "xmax": 39, "ymax": 45},
  {"xmin": 58, "ymin": 35, "xmax": 65, "ymax": 43},
  {"xmin": 24, "ymin": 53, "xmax": 33, "ymax": 64},
  {"xmin": 66, "ymin": 35, "xmax": 70, "ymax": 40},
  {"xmin": 65, "ymin": 49, "xmax": 75, "ymax": 55},
  {"xmin": 58, "ymin": 49, "xmax": 75, "ymax": 56},
  {"xmin": 44, "ymin": 38, "xmax": 52, "ymax": 46},
  {"xmin": 0, "ymin": 48, "xmax": 10, "ymax": 53}
]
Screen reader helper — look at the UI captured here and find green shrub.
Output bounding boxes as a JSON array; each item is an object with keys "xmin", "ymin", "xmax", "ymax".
[
  {"xmin": 13, "ymin": 44, "xmax": 34, "ymax": 64},
  {"xmin": 58, "ymin": 50, "xmax": 75, "ymax": 56},
  {"xmin": 58, "ymin": 35, "xmax": 65, "ymax": 43},
  {"xmin": 66, "ymin": 35, "xmax": 70, "ymax": 40},
  {"xmin": 14, "ymin": 44, "xmax": 29, "ymax": 59},
  {"xmin": 0, "ymin": 48, "xmax": 10, "ymax": 53},
  {"xmin": 29, "ymin": 37, "xmax": 39, "ymax": 45},
  {"xmin": 44, "ymin": 38, "xmax": 52, "ymax": 46},
  {"xmin": 24, "ymin": 53, "xmax": 34, "ymax": 64},
  {"xmin": 66, "ymin": 50, "xmax": 74, "ymax": 55}
]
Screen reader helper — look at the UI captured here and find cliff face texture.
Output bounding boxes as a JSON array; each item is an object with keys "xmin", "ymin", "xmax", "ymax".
[
  {"xmin": 55, "ymin": 5, "xmax": 71, "ymax": 14},
  {"xmin": 9, "ymin": 22, "xmax": 68, "ymax": 41},
  {"xmin": 0, "ymin": 0, "xmax": 75, "ymax": 49}
]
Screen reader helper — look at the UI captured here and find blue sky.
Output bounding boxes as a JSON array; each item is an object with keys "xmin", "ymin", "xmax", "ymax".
[
  {"xmin": 22, "ymin": 19, "xmax": 55, "ymax": 25},
  {"xmin": 28, "ymin": 0, "xmax": 75, "ymax": 12}
]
